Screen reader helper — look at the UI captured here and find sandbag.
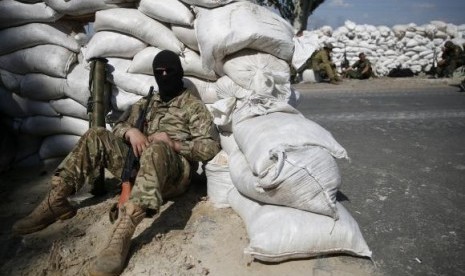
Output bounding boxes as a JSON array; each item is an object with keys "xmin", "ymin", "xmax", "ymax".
[
  {"xmin": 223, "ymin": 49, "xmax": 291, "ymax": 100},
  {"xmin": 0, "ymin": 69, "xmax": 23, "ymax": 91},
  {"xmin": 106, "ymin": 58, "xmax": 158, "ymax": 96},
  {"xmin": 205, "ymin": 150, "xmax": 234, "ymax": 208},
  {"xmin": 82, "ymin": 31, "xmax": 147, "ymax": 61},
  {"xmin": 228, "ymin": 188, "xmax": 372, "ymax": 262},
  {"xmin": 39, "ymin": 134, "xmax": 80, "ymax": 159},
  {"xmin": 44, "ymin": 0, "xmax": 134, "ymax": 16},
  {"xmin": 172, "ymin": 25, "xmax": 199, "ymax": 52},
  {"xmin": 138, "ymin": 0, "xmax": 194, "ymax": 27},
  {"xmin": 232, "ymin": 95, "xmax": 348, "ymax": 179},
  {"xmin": 50, "ymin": 98, "xmax": 87, "ymax": 120},
  {"xmin": 194, "ymin": 2, "xmax": 294, "ymax": 75},
  {"xmin": 111, "ymin": 86, "xmax": 143, "ymax": 112},
  {"xmin": 180, "ymin": 0, "xmax": 236, "ymax": 8},
  {"xmin": 0, "ymin": 23, "xmax": 81, "ymax": 55},
  {"xmin": 0, "ymin": 0, "xmax": 62, "ymax": 29},
  {"xmin": 93, "ymin": 8, "xmax": 184, "ymax": 54},
  {"xmin": 0, "ymin": 45, "xmax": 77, "ymax": 78},
  {"xmin": 215, "ymin": 75, "xmax": 252, "ymax": 100},
  {"xmin": 183, "ymin": 76, "xmax": 219, "ymax": 104},
  {"xmin": 229, "ymin": 147, "xmax": 340, "ymax": 218},
  {"xmin": 0, "ymin": 87, "xmax": 59, "ymax": 118},
  {"xmin": 20, "ymin": 115, "xmax": 88, "ymax": 136}
]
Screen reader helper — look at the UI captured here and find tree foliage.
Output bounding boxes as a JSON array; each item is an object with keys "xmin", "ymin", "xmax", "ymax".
[{"xmin": 256, "ymin": 0, "xmax": 325, "ymax": 32}]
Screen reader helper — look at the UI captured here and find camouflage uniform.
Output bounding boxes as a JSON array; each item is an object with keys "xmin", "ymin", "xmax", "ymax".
[
  {"xmin": 55, "ymin": 89, "xmax": 220, "ymax": 212},
  {"xmin": 437, "ymin": 42, "xmax": 463, "ymax": 78},
  {"xmin": 311, "ymin": 48, "xmax": 339, "ymax": 82},
  {"xmin": 345, "ymin": 57, "xmax": 373, "ymax": 79}
]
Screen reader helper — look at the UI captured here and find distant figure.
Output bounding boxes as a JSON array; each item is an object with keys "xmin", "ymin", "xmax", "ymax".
[
  {"xmin": 436, "ymin": 41, "xmax": 463, "ymax": 78},
  {"xmin": 343, "ymin": 52, "xmax": 373, "ymax": 79},
  {"xmin": 310, "ymin": 42, "xmax": 342, "ymax": 84}
]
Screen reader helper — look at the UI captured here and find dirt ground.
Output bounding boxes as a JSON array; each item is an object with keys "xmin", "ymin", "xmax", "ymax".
[{"xmin": 0, "ymin": 76, "xmax": 461, "ymax": 276}]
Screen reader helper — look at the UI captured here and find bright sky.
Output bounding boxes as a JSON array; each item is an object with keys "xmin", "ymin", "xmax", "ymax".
[{"xmin": 307, "ymin": 0, "xmax": 465, "ymax": 29}]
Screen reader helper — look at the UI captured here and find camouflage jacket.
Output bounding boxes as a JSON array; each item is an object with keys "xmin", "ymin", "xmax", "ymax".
[
  {"xmin": 442, "ymin": 45, "xmax": 463, "ymax": 63},
  {"xmin": 113, "ymin": 89, "xmax": 220, "ymax": 162},
  {"xmin": 311, "ymin": 49, "xmax": 333, "ymax": 70},
  {"xmin": 352, "ymin": 59, "xmax": 372, "ymax": 73}
]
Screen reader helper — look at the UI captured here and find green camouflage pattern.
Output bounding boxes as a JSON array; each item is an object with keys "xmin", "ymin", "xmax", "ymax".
[
  {"xmin": 311, "ymin": 49, "xmax": 337, "ymax": 80},
  {"xmin": 55, "ymin": 89, "xmax": 220, "ymax": 211}
]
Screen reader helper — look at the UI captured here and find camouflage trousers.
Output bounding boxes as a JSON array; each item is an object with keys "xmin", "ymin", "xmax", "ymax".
[{"xmin": 55, "ymin": 127, "xmax": 190, "ymax": 211}]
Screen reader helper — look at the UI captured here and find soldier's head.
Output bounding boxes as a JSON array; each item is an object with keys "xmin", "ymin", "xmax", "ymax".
[
  {"xmin": 152, "ymin": 50, "xmax": 184, "ymax": 102},
  {"xmin": 359, "ymin": 52, "xmax": 366, "ymax": 60},
  {"xmin": 323, "ymin": 42, "xmax": 334, "ymax": 52},
  {"xmin": 444, "ymin": 41, "xmax": 454, "ymax": 49}
]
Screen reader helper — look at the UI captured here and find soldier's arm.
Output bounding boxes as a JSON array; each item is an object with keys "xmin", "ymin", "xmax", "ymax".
[{"xmin": 179, "ymin": 101, "xmax": 220, "ymax": 162}]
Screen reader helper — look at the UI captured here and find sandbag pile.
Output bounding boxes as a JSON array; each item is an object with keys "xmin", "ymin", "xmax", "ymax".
[{"xmin": 294, "ymin": 20, "xmax": 465, "ymax": 79}]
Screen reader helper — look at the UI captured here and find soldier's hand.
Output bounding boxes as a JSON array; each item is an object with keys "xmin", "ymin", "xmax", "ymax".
[
  {"xmin": 148, "ymin": 132, "xmax": 181, "ymax": 152},
  {"xmin": 125, "ymin": 128, "xmax": 149, "ymax": 157}
]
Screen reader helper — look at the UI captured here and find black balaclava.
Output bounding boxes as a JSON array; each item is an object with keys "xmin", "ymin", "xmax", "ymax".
[{"xmin": 152, "ymin": 50, "xmax": 184, "ymax": 102}]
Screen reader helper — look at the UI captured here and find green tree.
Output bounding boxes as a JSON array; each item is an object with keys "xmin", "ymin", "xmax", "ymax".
[{"xmin": 256, "ymin": 0, "xmax": 325, "ymax": 33}]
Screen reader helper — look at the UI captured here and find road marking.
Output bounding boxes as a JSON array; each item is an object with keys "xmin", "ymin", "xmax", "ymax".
[{"xmin": 309, "ymin": 110, "xmax": 465, "ymax": 121}]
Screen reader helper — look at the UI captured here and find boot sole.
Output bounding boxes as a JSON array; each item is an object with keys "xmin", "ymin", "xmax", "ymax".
[{"xmin": 13, "ymin": 209, "xmax": 77, "ymax": 236}]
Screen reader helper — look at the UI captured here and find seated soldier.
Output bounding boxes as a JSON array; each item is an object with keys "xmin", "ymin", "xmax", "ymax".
[
  {"xmin": 344, "ymin": 52, "xmax": 373, "ymax": 79},
  {"xmin": 436, "ymin": 41, "xmax": 463, "ymax": 78},
  {"xmin": 290, "ymin": 42, "xmax": 341, "ymax": 85}
]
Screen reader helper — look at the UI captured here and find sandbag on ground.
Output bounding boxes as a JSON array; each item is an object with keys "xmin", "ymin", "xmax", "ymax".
[
  {"xmin": 229, "ymin": 146, "xmax": 341, "ymax": 218},
  {"xmin": 228, "ymin": 188, "xmax": 372, "ymax": 263}
]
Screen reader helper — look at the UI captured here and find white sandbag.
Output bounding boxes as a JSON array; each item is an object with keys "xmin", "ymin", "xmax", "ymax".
[
  {"xmin": 20, "ymin": 63, "xmax": 90, "ymax": 106},
  {"xmin": 182, "ymin": 49, "xmax": 218, "ymax": 80},
  {"xmin": 223, "ymin": 49, "xmax": 291, "ymax": 100},
  {"xmin": 39, "ymin": 134, "xmax": 80, "ymax": 159},
  {"xmin": 228, "ymin": 188, "xmax": 372, "ymax": 262},
  {"xmin": 127, "ymin": 46, "xmax": 162, "ymax": 75},
  {"xmin": 0, "ymin": 87, "xmax": 59, "ymax": 117},
  {"xmin": 172, "ymin": 25, "xmax": 199, "ymax": 52},
  {"xmin": 107, "ymin": 58, "xmax": 158, "ymax": 96},
  {"xmin": 232, "ymin": 94, "xmax": 348, "ymax": 179},
  {"xmin": 0, "ymin": 69, "xmax": 23, "ymax": 91},
  {"xmin": 205, "ymin": 150, "xmax": 234, "ymax": 208},
  {"xmin": 93, "ymin": 8, "xmax": 184, "ymax": 54},
  {"xmin": 0, "ymin": 0, "xmax": 63, "ymax": 29},
  {"xmin": 183, "ymin": 76, "xmax": 218, "ymax": 104},
  {"xmin": 229, "ymin": 146, "xmax": 340, "ymax": 218},
  {"xmin": 44, "ymin": 0, "xmax": 134, "ymax": 16},
  {"xmin": 50, "ymin": 98, "xmax": 87, "ymax": 120},
  {"xmin": 111, "ymin": 86, "xmax": 143, "ymax": 112},
  {"xmin": 0, "ymin": 45, "xmax": 77, "ymax": 78},
  {"xmin": 20, "ymin": 73, "xmax": 67, "ymax": 101},
  {"xmin": 292, "ymin": 32, "xmax": 319, "ymax": 70},
  {"xmin": 20, "ymin": 115, "xmax": 88, "ymax": 136},
  {"xmin": 208, "ymin": 97, "xmax": 237, "ymax": 129},
  {"xmin": 194, "ymin": 2, "xmax": 294, "ymax": 75},
  {"xmin": 82, "ymin": 31, "xmax": 147, "ymax": 60},
  {"xmin": 180, "ymin": 0, "xmax": 236, "ymax": 8},
  {"xmin": 215, "ymin": 75, "xmax": 252, "ymax": 100},
  {"xmin": 301, "ymin": 69, "xmax": 322, "ymax": 83},
  {"xmin": 0, "ymin": 23, "xmax": 81, "ymax": 55},
  {"xmin": 218, "ymin": 130, "xmax": 238, "ymax": 156},
  {"xmin": 138, "ymin": 0, "xmax": 194, "ymax": 27}
]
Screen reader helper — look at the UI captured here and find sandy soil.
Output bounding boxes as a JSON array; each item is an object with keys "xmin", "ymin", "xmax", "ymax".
[{"xmin": 0, "ymin": 76, "xmax": 458, "ymax": 276}]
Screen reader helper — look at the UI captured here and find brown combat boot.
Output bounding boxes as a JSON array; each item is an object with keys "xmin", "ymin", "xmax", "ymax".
[
  {"xmin": 12, "ymin": 176, "xmax": 76, "ymax": 235},
  {"xmin": 88, "ymin": 202, "xmax": 145, "ymax": 276}
]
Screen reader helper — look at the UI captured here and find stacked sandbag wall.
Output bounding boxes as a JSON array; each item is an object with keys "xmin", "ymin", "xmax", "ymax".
[{"xmin": 294, "ymin": 20, "xmax": 465, "ymax": 80}]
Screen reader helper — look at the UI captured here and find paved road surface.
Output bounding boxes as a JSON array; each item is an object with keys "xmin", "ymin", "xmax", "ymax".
[{"xmin": 295, "ymin": 83, "xmax": 465, "ymax": 276}]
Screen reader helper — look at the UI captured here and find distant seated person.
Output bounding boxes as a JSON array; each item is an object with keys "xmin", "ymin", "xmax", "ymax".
[
  {"xmin": 344, "ymin": 52, "xmax": 373, "ymax": 79},
  {"xmin": 290, "ymin": 42, "xmax": 341, "ymax": 84},
  {"xmin": 436, "ymin": 41, "xmax": 463, "ymax": 78},
  {"xmin": 310, "ymin": 42, "xmax": 342, "ymax": 84}
]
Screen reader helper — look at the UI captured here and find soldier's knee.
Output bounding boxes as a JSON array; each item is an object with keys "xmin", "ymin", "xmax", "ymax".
[{"xmin": 83, "ymin": 127, "xmax": 107, "ymax": 139}]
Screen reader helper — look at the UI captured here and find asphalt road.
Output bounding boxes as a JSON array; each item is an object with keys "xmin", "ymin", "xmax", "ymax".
[{"xmin": 295, "ymin": 84, "xmax": 465, "ymax": 276}]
